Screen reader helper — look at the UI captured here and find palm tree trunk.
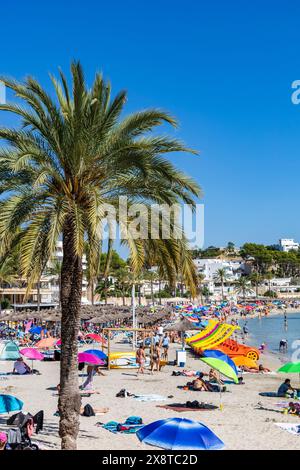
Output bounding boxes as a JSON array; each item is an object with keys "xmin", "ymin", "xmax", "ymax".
[
  {"xmin": 151, "ymin": 280, "xmax": 154, "ymax": 304},
  {"xmin": 91, "ymin": 279, "xmax": 94, "ymax": 306},
  {"xmin": 58, "ymin": 224, "xmax": 82, "ymax": 450},
  {"xmin": 58, "ymin": 275, "xmax": 61, "ymax": 309},
  {"xmin": 158, "ymin": 280, "xmax": 162, "ymax": 305},
  {"xmin": 37, "ymin": 280, "xmax": 40, "ymax": 312}
]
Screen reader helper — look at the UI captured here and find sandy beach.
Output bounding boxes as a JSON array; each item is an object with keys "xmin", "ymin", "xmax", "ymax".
[{"xmin": 1, "ymin": 335, "xmax": 299, "ymax": 451}]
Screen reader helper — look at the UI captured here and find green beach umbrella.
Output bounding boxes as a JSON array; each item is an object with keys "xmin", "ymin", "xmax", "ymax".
[
  {"xmin": 198, "ymin": 356, "xmax": 239, "ymax": 384},
  {"xmin": 277, "ymin": 362, "xmax": 300, "ymax": 373},
  {"xmin": 277, "ymin": 362, "xmax": 300, "ymax": 385}
]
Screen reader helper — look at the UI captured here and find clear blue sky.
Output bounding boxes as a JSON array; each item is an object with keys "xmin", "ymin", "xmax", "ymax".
[{"xmin": 1, "ymin": 0, "xmax": 300, "ymax": 249}]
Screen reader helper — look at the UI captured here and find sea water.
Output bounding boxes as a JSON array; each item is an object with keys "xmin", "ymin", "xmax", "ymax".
[{"xmin": 241, "ymin": 312, "xmax": 300, "ymax": 360}]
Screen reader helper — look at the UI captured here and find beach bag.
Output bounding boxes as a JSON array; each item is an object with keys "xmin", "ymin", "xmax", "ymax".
[
  {"xmin": 7, "ymin": 428, "xmax": 22, "ymax": 445},
  {"xmin": 82, "ymin": 404, "xmax": 95, "ymax": 417},
  {"xmin": 125, "ymin": 416, "xmax": 143, "ymax": 425},
  {"xmin": 116, "ymin": 389, "xmax": 126, "ymax": 398}
]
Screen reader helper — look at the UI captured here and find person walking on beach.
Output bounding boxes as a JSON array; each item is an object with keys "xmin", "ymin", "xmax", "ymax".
[
  {"xmin": 243, "ymin": 323, "xmax": 249, "ymax": 337},
  {"xmin": 162, "ymin": 333, "xmax": 170, "ymax": 361},
  {"xmin": 136, "ymin": 344, "xmax": 146, "ymax": 375},
  {"xmin": 150, "ymin": 342, "xmax": 161, "ymax": 373}
]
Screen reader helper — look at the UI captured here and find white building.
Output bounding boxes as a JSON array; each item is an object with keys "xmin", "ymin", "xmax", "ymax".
[
  {"xmin": 278, "ymin": 239, "xmax": 299, "ymax": 252},
  {"xmin": 193, "ymin": 258, "xmax": 250, "ymax": 299},
  {"xmin": 193, "ymin": 258, "xmax": 246, "ymax": 282}
]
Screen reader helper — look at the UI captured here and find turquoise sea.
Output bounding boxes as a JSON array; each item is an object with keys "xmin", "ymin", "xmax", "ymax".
[{"xmin": 241, "ymin": 312, "xmax": 300, "ymax": 360}]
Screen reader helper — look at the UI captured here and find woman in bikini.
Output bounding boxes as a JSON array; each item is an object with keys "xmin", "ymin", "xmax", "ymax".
[
  {"xmin": 136, "ymin": 344, "xmax": 146, "ymax": 375},
  {"xmin": 151, "ymin": 342, "xmax": 161, "ymax": 373}
]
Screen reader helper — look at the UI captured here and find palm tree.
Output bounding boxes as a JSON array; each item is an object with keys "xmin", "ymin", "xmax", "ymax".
[
  {"xmin": 249, "ymin": 272, "xmax": 262, "ymax": 298},
  {"xmin": 264, "ymin": 272, "xmax": 273, "ymax": 296},
  {"xmin": 113, "ymin": 266, "xmax": 133, "ymax": 306},
  {"xmin": 235, "ymin": 276, "xmax": 253, "ymax": 300},
  {"xmin": 214, "ymin": 268, "xmax": 227, "ymax": 300},
  {"xmin": 144, "ymin": 270, "xmax": 158, "ymax": 304},
  {"xmin": 0, "ymin": 63, "xmax": 201, "ymax": 449}
]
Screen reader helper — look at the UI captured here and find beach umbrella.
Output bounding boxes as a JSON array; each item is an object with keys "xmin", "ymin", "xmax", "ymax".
[
  {"xmin": 277, "ymin": 362, "xmax": 300, "ymax": 373},
  {"xmin": 29, "ymin": 326, "xmax": 42, "ymax": 335},
  {"xmin": 84, "ymin": 349, "xmax": 107, "ymax": 361},
  {"xmin": 20, "ymin": 348, "xmax": 44, "ymax": 361},
  {"xmin": 0, "ymin": 395, "xmax": 23, "ymax": 414},
  {"xmin": 78, "ymin": 352, "xmax": 105, "ymax": 365},
  {"xmin": 85, "ymin": 333, "xmax": 106, "ymax": 344},
  {"xmin": 137, "ymin": 417, "xmax": 225, "ymax": 450},
  {"xmin": 198, "ymin": 351, "xmax": 238, "ymax": 383},
  {"xmin": 202, "ymin": 350, "xmax": 238, "ymax": 376},
  {"xmin": 20, "ymin": 347, "xmax": 44, "ymax": 372},
  {"xmin": 277, "ymin": 362, "xmax": 300, "ymax": 382},
  {"xmin": 35, "ymin": 337, "xmax": 57, "ymax": 349}
]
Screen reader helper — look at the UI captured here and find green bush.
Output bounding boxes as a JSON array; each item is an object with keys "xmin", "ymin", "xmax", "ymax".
[
  {"xmin": 1, "ymin": 298, "xmax": 11, "ymax": 309},
  {"xmin": 263, "ymin": 290, "xmax": 277, "ymax": 298}
]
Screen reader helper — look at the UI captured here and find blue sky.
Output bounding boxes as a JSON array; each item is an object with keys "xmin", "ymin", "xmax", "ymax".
[{"xmin": 1, "ymin": 0, "xmax": 300, "ymax": 250}]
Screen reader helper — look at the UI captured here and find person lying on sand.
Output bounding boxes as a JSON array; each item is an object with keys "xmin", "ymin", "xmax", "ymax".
[
  {"xmin": 240, "ymin": 364, "xmax": 271, "ymax": 373},
  {"xmin": 54, "ymin": 405, "xmax": 109, "ymax": 417},
  {"xmin": 191, "ymin": 377, "xmax": 211, "ymax": 391},
  {"xmin": 258, "ymin": 364, "xmax": 271, "ymax": 373},
  {"xmin": 56, "ymin": 383, "xmax": 100, "ymax": 395}
]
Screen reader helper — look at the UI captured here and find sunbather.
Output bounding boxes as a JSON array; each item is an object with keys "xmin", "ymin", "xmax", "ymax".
[
  {"xmin": 258, "ymin": 364, "xmax": 271, "ymax": 373},
  {"xmin": 13, "ymin": 357, "xmax": 31, "ymax": 375},
  {"xmin": 54, "ymin": 405, "xmax": 109, "ymax": 417},
  {"xmin": 209, "ymin": 368, "xmax": 224, "ymax": 385}
]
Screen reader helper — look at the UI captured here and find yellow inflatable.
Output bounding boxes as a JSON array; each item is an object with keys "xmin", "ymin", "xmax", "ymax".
[{"xmin": 109, "ymin": 351, "xmax": 151, "ymax": 369}]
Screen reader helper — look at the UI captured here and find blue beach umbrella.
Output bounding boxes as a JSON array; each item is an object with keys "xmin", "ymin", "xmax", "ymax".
[
  {"xmin": 29, "ymin": 326, "xmax": 42, "ymax": 335},
  {"xmin": 0, "ymin": 394, "xmax": 23, "ymax": 414},
  {"xmin": 84, "ymin": 349, "xmax": 107, "ymax": 361},
  {"xmin": 137, "ymin": 417, "xmax": 225, "ymax": 450}
]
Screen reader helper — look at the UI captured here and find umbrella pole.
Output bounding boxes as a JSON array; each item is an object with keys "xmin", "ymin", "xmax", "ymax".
[{"xmin": 219, "ymin": 372, "xmax": 223, "ymax": 410}]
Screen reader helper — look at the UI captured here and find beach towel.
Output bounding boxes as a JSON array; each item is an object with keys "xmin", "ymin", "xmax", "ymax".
[
  {"xmin": 275, "ymin": 423, "xmax": 300, "ymax": 435},
  {"xmin": 259, "ymin": 392, "xmax": 278, "ymax": 397},
  {"xmin": 156, "ymin": 403, "xmax": 218, "ymax": 412},
  {"xmin": 102, "ymin": 416, "xmax": 144, "ymax": 434},
  {"xmin": 134, "ymin": 394, "xmax": 167, "ymax": 402}
]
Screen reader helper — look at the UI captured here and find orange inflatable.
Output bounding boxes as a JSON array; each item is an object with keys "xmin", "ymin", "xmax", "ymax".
[{"xmin": 215, "ymin": 338, "xmax": 260, "ymax": 361}]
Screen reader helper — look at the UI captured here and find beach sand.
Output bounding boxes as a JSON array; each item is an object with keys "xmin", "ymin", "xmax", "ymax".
[{"xmin": 0, "ymin": 339, "xmax": 300, "ymax": 450}]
